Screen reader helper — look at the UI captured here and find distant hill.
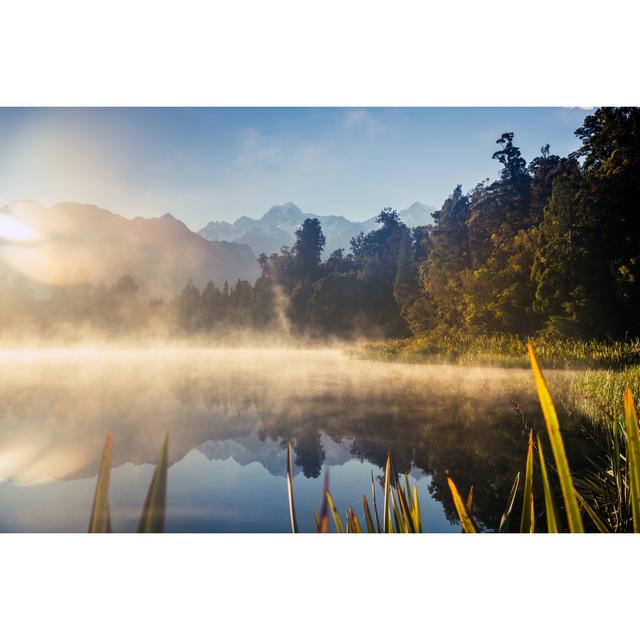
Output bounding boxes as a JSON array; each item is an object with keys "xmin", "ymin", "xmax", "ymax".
[
  {"xmin": 0, "ymin": 201, "xmax": 260, "ymax": 297},
  {"xmin": 198, "ymin": 201, "xmax": 436, "ymax": 257}
]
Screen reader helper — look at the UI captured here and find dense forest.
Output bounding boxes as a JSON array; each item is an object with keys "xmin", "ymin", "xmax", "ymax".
[{"xmin": 1, "ymin": 107, "xmax": 639, "ymax": 342}]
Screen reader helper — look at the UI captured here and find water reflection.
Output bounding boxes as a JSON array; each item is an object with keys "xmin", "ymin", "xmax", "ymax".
[{"xmin": 0, "ymin": 348, "xmax": 590, "ymax": 532}]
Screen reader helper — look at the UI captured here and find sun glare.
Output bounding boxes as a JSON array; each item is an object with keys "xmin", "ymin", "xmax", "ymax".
[{"xmin": 0, "ymin": 213, "xmax": 39, "ymax": 242}]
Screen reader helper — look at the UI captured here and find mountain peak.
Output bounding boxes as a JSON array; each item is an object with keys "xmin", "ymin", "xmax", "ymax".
[{"xmin": 261, "ymin": 202, "xmax": 304, "ymax": 225}]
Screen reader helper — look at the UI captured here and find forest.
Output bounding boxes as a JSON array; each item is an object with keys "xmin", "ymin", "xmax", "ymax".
[{"xmin": 1, "ymin": 107, "xmax": 639, "ymax": 344}]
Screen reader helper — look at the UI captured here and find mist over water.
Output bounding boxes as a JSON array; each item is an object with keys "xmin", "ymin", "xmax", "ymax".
[{"xmin": 0, "ymin": 347, "xmax": 586, "ymax": 532}]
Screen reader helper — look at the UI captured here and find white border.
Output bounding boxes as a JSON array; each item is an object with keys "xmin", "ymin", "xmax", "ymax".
[{"xmin": 2, "ymin": 0, "xmax": 638, "ymax": 106}]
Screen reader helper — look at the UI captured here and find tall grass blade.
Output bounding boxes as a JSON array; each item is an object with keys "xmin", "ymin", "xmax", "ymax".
[
  {"xmin": 623, "ymin": 387, "xmax": 640, "ymax": 532},
  {"xmin": 447, "ymin": 476, "xmax": 477, "ymax": 533},
  {"xmin": 371, "ymin": 470, "xmax": 382, "ymax": 533},
  {"xmin": 529, "ymin": 493, "xmax": 535, "ymax": 533},
  {"xmin": 137, "ymin": 431, "xmax": 169, "ymax": 533},
  {"xmin": 396, "ymin": 483, "xmax": 415, "ymax": 533},
  {"xmin": 88, "ymin": 429, "xmax": 113, "ymax": 533},
  {"xmin": 286, "ymin": 440, "xmax": 298, "ymax": 533},
  {"xmin": 575, "ymin": 489, "xmax": 610, "ymax": 533},
  {"xmin": 316, "ymin": 471, "xmax": 329, "ymax": 533},
  {"xmin": 404, "ymin": 474, "xmax": 413, "ymax": 511},
  {"xmin": 536, "ymin": 435, "xmax": 558, "ymax": 533},
  {"xmin": 528, "ymin": 342, "xmax": 584, "ymax": 533},
  {"xmin": 325, "ymin": 490, "xmax": 344, "ymax": 533},
  {"xmin": 498, "ymin": 472, "xmax": 520, "ymax": 533},
  {"xmin": 348, "ymin": 507, "xmax": 362, "ymax": 533},
  {"xmin": 390, "ymin": 491, "xmax": 404, "ymax": 532},
  {"xmin": 383, "ymin": 453, "xmax": 392, "ymax": 533},
  {"xmin": 362, "ymin": 496, "xmax": 375, "ymax": 533},
  {"xmin": 466, "ymin": 486, "xmax": 474, "ymax": 513},
  {"xmin": 412, "ymin": 484, "xmax": 422, "ymax": 533},
  {"xmin": 520, "ymin": 431, "xmax": 534, "ymax": 533}
]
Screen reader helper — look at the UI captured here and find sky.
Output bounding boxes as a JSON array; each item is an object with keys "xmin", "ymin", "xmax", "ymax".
[{"xmin": 0, "ymin": 107, "xmax": 593, "ymax": 231}]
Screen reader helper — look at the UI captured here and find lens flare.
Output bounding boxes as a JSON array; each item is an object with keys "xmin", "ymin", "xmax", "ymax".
[{"xmin": 0, "ymin": 213, "xmax": 39, "ymax": 242}]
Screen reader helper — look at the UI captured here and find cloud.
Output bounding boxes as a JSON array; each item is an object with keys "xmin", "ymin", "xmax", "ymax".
[
  {"xmin": 235, "ymin": 128, "xmax": 285, "ymax": 171},
  {"xmin": 341, "ymin": 109, "xmax": 386, "ymax": 135},
  {"xmin": 234, "ymin": 128, "xmax": 327, "ymax": 177}
]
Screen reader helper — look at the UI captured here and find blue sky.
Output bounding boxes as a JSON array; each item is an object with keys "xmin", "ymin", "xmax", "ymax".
[{"xmin": 0, "ymin": 107, "xmax": 592, "ymax": 230}]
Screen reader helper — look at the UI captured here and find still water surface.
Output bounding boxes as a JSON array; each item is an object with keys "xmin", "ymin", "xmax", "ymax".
[{"xmin": 0, "ymin": 348, "xmax": 583, "ymax": 532}]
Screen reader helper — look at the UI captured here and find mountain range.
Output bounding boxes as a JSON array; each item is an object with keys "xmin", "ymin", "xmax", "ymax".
[
  {"xmin": 0, "ymin": 201, "xmax": 259, "ymax": 297},
  {"xmin": 0, "ymin": 199, "xmax": 435, "ymax": 297},
  {"xmin": 198, "ymin": 201, "xmax": 436, "ymax": 257}
]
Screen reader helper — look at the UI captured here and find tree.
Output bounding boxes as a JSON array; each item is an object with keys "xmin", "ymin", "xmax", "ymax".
[{"xmin": 293, "ymin": 218, "xmax": 326, "ymax": 279}]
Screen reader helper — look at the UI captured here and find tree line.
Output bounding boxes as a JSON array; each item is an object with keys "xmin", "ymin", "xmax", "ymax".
[{"xmin": 1, "ymin": 107, "xmax": 638, "ymax": 341}]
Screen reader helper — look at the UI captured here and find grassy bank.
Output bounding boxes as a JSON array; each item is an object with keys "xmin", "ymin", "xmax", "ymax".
[
  {"xmin": 355, "ymin": 333, "xmax": 640, "ymax": 370},
  {"xmin": 571, "ymin": 366, "xmax": 640, "ymax": 420}
]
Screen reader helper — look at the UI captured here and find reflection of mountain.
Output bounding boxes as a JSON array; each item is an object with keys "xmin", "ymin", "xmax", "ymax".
[
  {"xmin": 0, "ymin": 201, "xmax": 260, "ymax": 296},
  {"xmin": 198, "ymin": 201, "xmax": 435, "ymax": 257},
  {"xmin": 0, "ymin": 350, "xmax": 592, "ymax": 530},
  {"xmin": 197, "ymin": 431, "xmax": 354, "ymax": 477}
]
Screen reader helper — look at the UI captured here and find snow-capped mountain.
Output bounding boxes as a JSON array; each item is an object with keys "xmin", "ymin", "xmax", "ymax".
[{"xmin": 198, "ymin": 201, "xmax": 436, "ymax": 257}]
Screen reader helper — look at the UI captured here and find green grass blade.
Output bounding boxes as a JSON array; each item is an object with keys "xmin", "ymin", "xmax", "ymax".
[
  {"xmin": 528, "ymin": 342, "xmax": 584, "ymax": 533},
  {"xmin": 390, "ymin": 491, "xmax": 404, "ymax": 532},
  {"xmin": 412, "ymin": 484, "xmax": 422, "ymax": 533},
  {"xmin": 137, "ymin": 431, "xmax": 169, "ymax": 533},
  {"xmin": 88, "ymin": 430, "xmax": 113, "ymax": 533},
  {"xmin": 520, "ymin": 431, "xmax": 534, "ymax": 533},
  {"xmin": 623, "ymin": 387, "xmax": 640, "ymax": 532},
  {"xmin": 396, "ymin": 483, "xmax": 415, "ymax": 533},
  {"xmin": 313, "ymin": 511, "xmax": 320, "ymax": 529},
  {"xmin": 325, "ymin": 490, "xmax": 344, "ymax": 533},
  {"xmin": 286, "ymin": 440, "xmax": 298, "ymax": 533},
  {"xmin": 404, "ymin": 474, "xmax": 413, "ymax": 511},
  {"xmin": 447, "ymin": 476, "xmax": 477, "ymax": 533},
  {"xmin": 575, "ymin": 489, "xmax": 610, "ymax": 533},
  {"xmin": 316, "ymin": 471, "xmax": 329, "ymax": 533},
  {"xmin": 537, "ymin": 435, "xmax": 558, "ymax": 533},
  {"xmin": 383, "ymin": 453, "xmax": 392, "ymax": 533},
  {"xmin": 362, "ymin": 496, "xmax": 375, "ymax": 533},
  {"xmin": 371, "ymin": 470, "xmax": 382, "ymax": 533},
  {"xmin": 498, "ymin": 472, "xmax": 520, "ymax": 532}
]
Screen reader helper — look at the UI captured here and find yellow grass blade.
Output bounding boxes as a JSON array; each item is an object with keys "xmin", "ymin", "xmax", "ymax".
[
  {"xmin": 536, "ymin": 435, "xmax": 558, "ymax": 533},
  {"xmin": 412, "ymin": 484, "xmax": 422, "ymax": 533},
  {"xmin": 447, "ymin": 476, "xmax": 477, "ymax": 533},
  {"xmin": 137, "ymin": 432, "xmax": 169, "ymax": 533},
  {"xmin": 362, "ymin": 496, "xmax": 376, "ymax": 533},
  {"xmin": 348, "ymin": 507, "xmax": 362, "ymax": 533},
  {"xmin": 498, "ymin": 472, "xmax": 520, "ymax": 532},
  {"xmin": 286, "ymin": 440, "xmax": 298, "ymax": 533},
  {"xmin": 520, "ymin": 431, "xmax": 534, "ymax": 533},
  {"xmin": 88, "ymin": 430, "xmax": 113, "ymax": 533},
  {"xmin": 529, "ymin": 493, "xmax": 535, "ymax": 533},
  {"xmin": 325, "ymin": 490, "xmax": 344, "ymax": 533},
  {"xmin": 390, "ymin": 491, "xmax": 405, "ymax": 533},
  {"xmin": 404, "ymin": 474, "xmax": 413, "ymax": 511},
  {"xmin": 575, "ymin": 489, "xmax": 609, "ymax": 533},
  {"xmin": 396, "ymin": 484, "xmax": 415, "ymax": 533},
  {"xmin": 528, "ymin": 342, "xmax": 584, "ymax": 533},
  {"xmin": 466, "ymin": 485, "xmax": 474, "ymax": 513},
  {"xmin": 623, "ymin": 387, "xmax": 640, "ymax": 532}
]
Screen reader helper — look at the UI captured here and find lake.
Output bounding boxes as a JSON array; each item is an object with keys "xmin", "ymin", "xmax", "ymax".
[{"xmin": 0, "ymin": 348, "xmax": 587, "ymax": 532}]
